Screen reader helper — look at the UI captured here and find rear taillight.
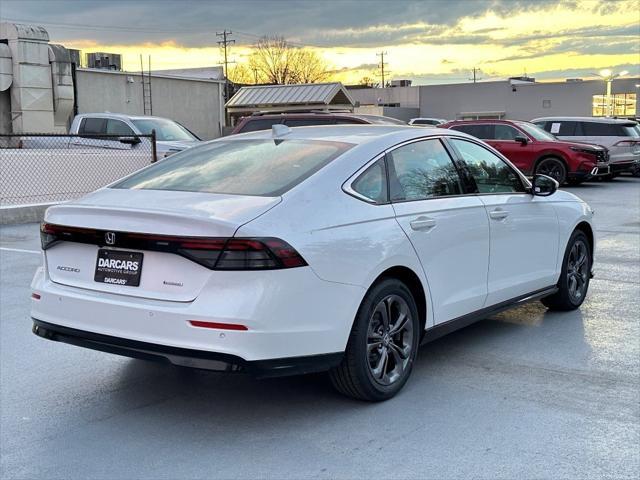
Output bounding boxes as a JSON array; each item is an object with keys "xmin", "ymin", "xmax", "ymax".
[
  {"xmin": 179, "ymin": 238, "xmax": 307, "ymax": 270},
  {"xmin": 40, "ymin": 223, "xmax": 307, "ymax": 270},
  {"xmin": 614, "ymin": 140, "xmax": 640, "ymax": 147}
]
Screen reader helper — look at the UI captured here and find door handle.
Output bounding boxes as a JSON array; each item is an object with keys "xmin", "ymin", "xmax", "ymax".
[
  {"xmin": 410, "ymin": 217, "xmax": 437, "ymax": 231},
  {"xmin": 489, "ymin": 208, "xmax": 509, "ymax": 220}
]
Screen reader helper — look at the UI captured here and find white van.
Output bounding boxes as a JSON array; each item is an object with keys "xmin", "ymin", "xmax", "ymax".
[{"xmin": 531, "ymin": 117, "xmax": 640, "ymax": 177}]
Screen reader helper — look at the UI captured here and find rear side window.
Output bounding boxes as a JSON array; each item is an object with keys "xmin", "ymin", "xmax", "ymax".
[
  {"xmin": 334, "ymin": 118, "xmax": 366, "ymax": 125},
  {"xmin": 114, "ymin": 139, "xmax": 353, "ymax": 196},
  {"xmin": 582, "ymin": 122, "xmax": 625, "ymax": 136},
  {"xmin": 237, "ymin": 118, "xmax": 282, "ymax": 133},
  {"xmin": 450, "ymin": 124, "xmax": 494, "ymax": 140},
  {"xmin": 350, "ymin": 159, "xmax": 388, "ymax": 203},
  {"xmin": 387, "ymin": 139, "xmax": 463, "ymax": 201},
  {"xmin": 284, "ymin": 118, "xmax": 333, "ymax": 127},
  {"xmin": 79, "ymin": 117, "xmax": 107, "ymax": 136},
  {"xmin": 449, "ymin": 139, "xmax": 525, "ymax": 194}
]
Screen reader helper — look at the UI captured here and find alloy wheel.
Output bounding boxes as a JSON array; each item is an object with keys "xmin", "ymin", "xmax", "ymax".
[
  {"xmin": 567, "ymin": 239, "xmax": 589, "ymax": 302},
  {"xmin": 366, "ymin": 294, "xmax": 414, "ymax": 386},
  {"xmin": 537, "ymin": 159, "xmax": 565, "ymax": 183}
]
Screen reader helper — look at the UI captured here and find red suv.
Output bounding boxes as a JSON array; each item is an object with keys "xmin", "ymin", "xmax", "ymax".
[
  {"xmin": 439, "ymin": 119, "xmax": 609, "ymax": 185},
  {"xmin": 231, "ymin": 112, "xmax": 406, "ymax": 134}
]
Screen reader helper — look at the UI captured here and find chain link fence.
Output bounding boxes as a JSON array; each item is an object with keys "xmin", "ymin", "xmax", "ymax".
[{"xmin": 0, "ymin": 133, "xmax": 157, "ymax": 207}]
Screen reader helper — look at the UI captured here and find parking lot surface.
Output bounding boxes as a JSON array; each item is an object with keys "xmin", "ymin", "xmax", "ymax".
[{"xmin": 1, "ymin": 178, "xmax": 639, "ymax": 479}]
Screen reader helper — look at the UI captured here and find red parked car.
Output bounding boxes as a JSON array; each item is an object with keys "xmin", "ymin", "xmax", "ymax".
[
  {"xmin": 439, "ymin": 119, "xmax": 609, "ymax": 185},
  {"xmin": 231, "ymin": 112, "xmax": 406, "ymax": 134}
]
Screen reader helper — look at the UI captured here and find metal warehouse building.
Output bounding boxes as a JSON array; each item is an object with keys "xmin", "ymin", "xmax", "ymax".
[{"xmin": 349, "ymin": 77, "xmax": 639, "ymax": 121}]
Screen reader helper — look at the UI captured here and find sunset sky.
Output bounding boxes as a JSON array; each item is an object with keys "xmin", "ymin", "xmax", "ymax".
[{"xmin": 1, "ymin": 0, "xmax": 638, "ymax": 84}]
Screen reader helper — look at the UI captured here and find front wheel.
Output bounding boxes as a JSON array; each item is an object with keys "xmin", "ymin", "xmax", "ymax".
[
  {"xmin": 542, "ymin": 230, "xmax": 592, "ymax": 311},
  {"xmin": 536, "ymin": 157, "xmax": 567, "ymax": 185},
  {"xmin": 329, "ymin": 278, "xmax": 420, "ymax": 401}
]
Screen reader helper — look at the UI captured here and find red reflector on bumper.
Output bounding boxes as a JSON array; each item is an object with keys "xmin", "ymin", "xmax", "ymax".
[
  {"xmin": 188, "ymin": 320, "xmax": 248, "ymax": 331},
  {"xmin": 31, "ymin": 293, "xmax": 41, "ymax": 300}
]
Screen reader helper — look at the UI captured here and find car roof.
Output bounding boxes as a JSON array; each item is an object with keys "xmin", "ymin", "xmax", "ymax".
[
  {"xmin": 445, "ymin": 119, "xmax": 526, "ymax": 125},
  {"xmin": 219, "ymin": 124, "xmax": 474, "ymax": 146},
  {"xmin": 77, "ymin": 113, "xmax": 173, "ymax": 122},
  {"xmin": 531, "ymin": 116, "xmax": 637, "ymax": 125},
  {"xmin": 244, "ymin": 112, "xmax": 359, "ymax": 119}
]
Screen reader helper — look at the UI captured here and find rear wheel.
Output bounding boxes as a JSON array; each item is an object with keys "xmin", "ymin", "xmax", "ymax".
[
  {"xmin": 329, "ymin": 278, "xmax": 420, "ymax": 401},
  {"xmin": 542, "ymin": 230, "xmax": 592, "ymax": 311},
  {"xmin": 536, "ymin": 157, "xmax": 567, "ymax": 185}
]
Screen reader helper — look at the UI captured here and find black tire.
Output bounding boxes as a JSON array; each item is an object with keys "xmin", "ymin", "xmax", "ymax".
[
  {"xmin": 602, "ymin": 173, "xmax": 616, "ymax": 181},
  {"xmin": 541, "ymin": 230, "xmax": 592, "ymax": 311},
  {"xmin": 535, "ymin": 157, "xmax": 567, "ymax": 185},
  {"xmin": 329, "ymin": 278, "xmax": 420, "ymax": 401}
]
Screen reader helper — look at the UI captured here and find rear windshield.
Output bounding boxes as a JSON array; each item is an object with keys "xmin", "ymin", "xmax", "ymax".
[{"xmin": 113, "ymin": 139, "xmax": 353, "ymax": 196}]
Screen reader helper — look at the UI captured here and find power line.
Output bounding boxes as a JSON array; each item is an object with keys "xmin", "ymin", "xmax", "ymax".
[
  {"xmin": 217, "ymin": 30, "xmax": 235, "ymax": 100},
  {"xmin": 377, "ymin": 51, "xmax": 388, "ymax": 88},
  {"xmin": 469, "ymin": 67, "xmax": 483, "ymax": 83}
]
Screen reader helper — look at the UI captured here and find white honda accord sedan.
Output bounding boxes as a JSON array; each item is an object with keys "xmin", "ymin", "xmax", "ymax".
[{"xmin": 31, "ymin": 125, "xmax": 595, "ymax": 401}]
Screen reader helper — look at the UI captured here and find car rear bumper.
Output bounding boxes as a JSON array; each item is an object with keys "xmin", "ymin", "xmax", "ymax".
[
  {"xmin": 30, "ymin": 265, "xmax": 364, "ymax": 363},
  {"xmin": 32, "ymin": 319, "xmax": 343, "ymax": 377}
]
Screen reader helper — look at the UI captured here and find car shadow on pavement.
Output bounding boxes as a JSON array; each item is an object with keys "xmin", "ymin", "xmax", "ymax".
[{"xmin": 103, "ymin": 301, "xmax": 587, "ymax": 417}]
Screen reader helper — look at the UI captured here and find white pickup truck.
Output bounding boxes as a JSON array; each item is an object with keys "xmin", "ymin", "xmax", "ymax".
[{"xmin": 68, "ymin": 113, "xmax": 202, "ymax": 158}]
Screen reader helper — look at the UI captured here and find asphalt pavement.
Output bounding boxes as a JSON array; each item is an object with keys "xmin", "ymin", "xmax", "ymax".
[{"xmin": 1, "ymin": 177, "xmax": 639, "ymax": 479}]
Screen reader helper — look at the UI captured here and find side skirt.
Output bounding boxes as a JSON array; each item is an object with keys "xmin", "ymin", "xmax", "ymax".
[{"xmin": 421, "ymin": 286, "xmax": 558, "ymax": 344}]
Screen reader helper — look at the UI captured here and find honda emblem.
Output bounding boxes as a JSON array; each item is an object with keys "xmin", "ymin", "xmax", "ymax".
[{"xmin": 105, "ymin": 232, "xmax": 116, "ymax": 245}]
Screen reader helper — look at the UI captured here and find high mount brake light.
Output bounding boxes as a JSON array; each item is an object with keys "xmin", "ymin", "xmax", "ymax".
[{"xmin": 40, "ymin": 223, "xmax": 307, "ymax": 270}]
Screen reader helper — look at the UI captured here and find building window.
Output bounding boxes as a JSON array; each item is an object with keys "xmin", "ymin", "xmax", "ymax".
[{"xmin": 592, "ymin": 93, "xmax": 636, "ymax": 117}]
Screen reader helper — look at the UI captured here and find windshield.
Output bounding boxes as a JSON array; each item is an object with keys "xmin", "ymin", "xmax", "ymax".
[
  {"xmin": 113, "ymin": 139, "xmax": 353, "ymax": 196},
  {"xmin": 132, "ymin": 118, "xmax": 199, "ymax": 142},
  {"xmin": 516, "ymin": 122, "xmax": 557, "ymax": 141}
]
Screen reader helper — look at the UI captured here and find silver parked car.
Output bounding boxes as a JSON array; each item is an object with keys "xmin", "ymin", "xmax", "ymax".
[
  {"xmin": 532, "ymin": 117, "xmax": 640, "ymax": 178},
  {"xmin": 69, "ymin": 113, "xmax": 202, "ymax": 158}
]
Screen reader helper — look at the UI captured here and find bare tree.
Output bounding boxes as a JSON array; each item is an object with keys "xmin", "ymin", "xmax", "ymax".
[
  {"xmin": 358, "ymin": 76, "xmax": 378, "ymax": 87},
  {"xmin": 228, "ymin": 64, "xmax": 258, "ymax": 85},
  {"xmin": 247, "ymin": 36, "xmax": 329, "ymax": 84}
]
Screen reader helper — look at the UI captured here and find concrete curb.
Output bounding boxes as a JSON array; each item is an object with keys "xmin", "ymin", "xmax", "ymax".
[{"xmin": 0, "ymin": 203, "xmax": 56, "ymax": 225}]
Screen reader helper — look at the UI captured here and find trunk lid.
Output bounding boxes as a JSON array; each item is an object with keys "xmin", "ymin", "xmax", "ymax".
[{"xmin": 44, "ymin": 188, "xmax": 281, "ymax": 301}]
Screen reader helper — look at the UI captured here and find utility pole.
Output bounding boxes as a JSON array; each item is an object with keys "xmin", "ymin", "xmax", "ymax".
[
  {"xmin": 377, "ymin": 51, "xmax": 388, "ymax": 88},
  {"xmin": 216, "ymin": 30, "xmax": 235, "ymax": 100},
  {"xmin": 469, "ymin": 67, "xmax": 482, "ymax": 83}
]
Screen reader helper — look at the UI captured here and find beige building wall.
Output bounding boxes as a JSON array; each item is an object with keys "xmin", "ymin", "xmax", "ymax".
[{"xmin": 75, "ymin": 69, "xmax": 225, "ymax": 139}]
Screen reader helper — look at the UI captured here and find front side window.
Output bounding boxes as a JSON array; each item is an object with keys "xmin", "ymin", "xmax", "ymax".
[
  {"xmin": 114, "ymin": 139, "xmax": 353, "ymax": 197},
  {"xmin": 449, "ymin": 139, "xmax": 525, "ymax": 194},
  {"xmin": 350, "ymin": 159, "xmax": 388, "ymax": 203},
  {"xmin": 106, "ymin": 119, "xmax": 135, "ymax": 136},
  {"xmin": 546, "ymin": 121, "xmax": 578, "ymax": 136},
  {"xmin": 494, "ymin": 124, "xmax": 520, "ymax": 140},
  {"xmin": 387, "ymin": 139, "xmax": 463, "ymax": 201}
]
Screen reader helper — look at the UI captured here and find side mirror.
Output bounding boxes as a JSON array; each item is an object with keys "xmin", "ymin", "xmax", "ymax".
[
  {"xmin": 119, "ymin": 136, "xmax": 141, "ymax": 145},
  {"xmin": 514, "ymin": 136, "xmax": 528, "ymax": 145},
  {"xmin": 532, "ymin": 174, "xmax": 558, "ymax": 197}
]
